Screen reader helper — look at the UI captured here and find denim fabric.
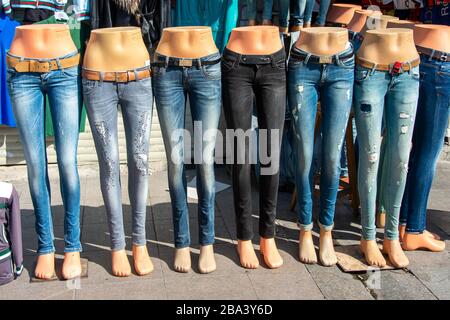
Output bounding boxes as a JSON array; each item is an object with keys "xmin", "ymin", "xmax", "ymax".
[
  {"xmin": 288, "ymin": 46, "xmax": 354, "ymax": 231},
  {"xmin": 349, "ymin": 30, "xmax": 364, "ymax": 53},
  {"xmin": 400, "ymin": 55, "xmax": 450, "ymax": 233},
  {"xmin": 245, "ymin": 0, "xmax": 257, "ymax": 20},
  {"xmin": 262, "ymin": 0, "xmax": 273, "ymax": 21},
  {"xmin": 7, "ymin": 53, "xmax": 81, "ymax": 254},
  {"xmin": 304, "ymin": 0, "xmax": 330, "ymax": 25},
  {"xmin": 290, "ymin": 0, "xmax": 307, "ymax": 27},
  {"xmin": 276, "ymin": 0, "xmax": 290, "ymax": 27},
  {"xmin": 222, "ymin": 48, "xmax": 286, "ymax": 240},
  {"xmin": 152, "ymin": 53, "xmax": 221, "ymax": 249},
  {"xmin": 83, "ymin": 70, "xmax": 153, "ymax": 251},
  {"xmin": 354, "ymin": 63, "xmax": 420, "ymax": 240}
]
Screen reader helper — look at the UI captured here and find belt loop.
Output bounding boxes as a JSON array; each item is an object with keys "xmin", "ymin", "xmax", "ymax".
[
  {"xmin": 334, "ymin": 53, "xmax": 339, "ymax": 66},
  {"xmin": 164, "ymin": 56, "xmax": 169, "ymax": 68},
  {"xmin": 369, "ymin": 63, "xmax": 377, "ymax": 75},
  {"xmin": 56, "ymin": 58, "xmax": 62, "ymax": 70},
  {"xmin": 271, "ymin": 54, "xmax": 276, "ymax": 68},
  {"xmin": 99, "ymin": 71, "xmax": 104, "ymax": 83},
  {"xmin": 134, "ymin": 69, "xmax": 139, "ymax": 82},
  {"xmin": 407, "ymin": 61, "xmax": 412, "ymax": 74},
  {"xmin": 304, "ymin": 53, "xmax": 311, "ymax": 65},
  {"xmin": 428, "ymin": 49, "xmax": 435, "ymax": 62}
]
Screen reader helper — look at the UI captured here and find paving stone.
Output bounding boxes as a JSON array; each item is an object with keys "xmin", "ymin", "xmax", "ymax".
[
  {"xmin": 164, "ymin": 274, "xmax": 257, "ymax": 300},
  {"xmin": 305, "ymin": 264, "xmax": 374, "ymax": 300}
]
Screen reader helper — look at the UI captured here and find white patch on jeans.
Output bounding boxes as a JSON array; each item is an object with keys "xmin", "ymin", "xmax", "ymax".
[
  {"xmin": 401, "ymin": 125, "xmax": 409, "ymax": 134},
  {"xmin": 297, "ymin": 85, "xmax": 304, "ymax": 93},
  {"xmin": 399, "ymin": 112, "xmax": 410, "ymax": 119}
]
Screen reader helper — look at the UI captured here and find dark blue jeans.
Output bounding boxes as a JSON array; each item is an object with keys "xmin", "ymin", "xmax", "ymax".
[
  {"xmin": 400, "ymin": 55, "xmax": 450, "ymax": 233},
  {"xmin": 288, "ymin": 46, "xmax": 354, "ymax": 230},
  {"xmin": 152, "ymin": 53, "xmax": 222, "ymax": 248}
]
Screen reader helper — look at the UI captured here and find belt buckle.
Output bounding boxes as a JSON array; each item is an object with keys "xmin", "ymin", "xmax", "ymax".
[
  {"xmin": 30, "ymin": 60, "xmax": 51, "ymax": 73},
  {"xmin": 115, "ymin": 71, "xmax": 129, "ymax": 83},
  {"xmin": 390, "ymin": 61, "xmax": 403, "ymax": 75},
  {"xmin": 440, "ymin": 53, "xmax": 448, "ymax": 62},
  {"xmin": 179, "ymin": 59, "xmax": 193, "ymax": 67},
  {"xmin": 319, "ymin": 56, "xmax": 333, "ymax": 64}
]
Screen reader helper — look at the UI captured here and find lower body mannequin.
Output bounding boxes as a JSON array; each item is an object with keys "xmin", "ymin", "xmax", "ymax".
[
  {"xmin": 354, "ymin": 64, "xmax": 420, "ymax": 268},
  {"xmin": 222, "ymin": 48, "xmax": 286, "ymax": 269},
  {"xmin": 153, "ymin": 53, "xmax": 222, "ymax": 274},
  {"xmin": 399, "ymin": 56, "xmax": 449, "ymax": 252},
  {"xmin": 83, "ymin": 70, "xmax": 154, "ymax": 277},
  {"xmin": 288, "ymin": 46, "xmax": 354, "ymax": 267},
  {"xmin": 7, "ymin": 53, "xmax": 82, "ymax": 280}
]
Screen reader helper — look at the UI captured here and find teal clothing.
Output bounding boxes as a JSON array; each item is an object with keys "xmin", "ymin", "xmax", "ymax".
[{"xmin": 174, "ymin": 0, "xmax": 238, "ymax": 53}]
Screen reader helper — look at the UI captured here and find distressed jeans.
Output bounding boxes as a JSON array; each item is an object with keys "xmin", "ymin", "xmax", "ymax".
[
  {"xmin": 400, "ymin": 55, "xmax": 450, "ymax": 233},
  {"xmin": 288, "ymin": 46, "xmax": 354, "ymax": 230},
  {"xmin": 354, "ymin": 64, "xmax": 419, "ymax": 240},
  {"xmin": 7, "ymin": 53, "xmax": 81, "ymax": 254},
  {"xmin": 83, "ymin": 71, "xmax": 153, "ymax": 250},
  {"xmin": 152, "ymin": 53, "xmax": 221, "ymax": 249}
]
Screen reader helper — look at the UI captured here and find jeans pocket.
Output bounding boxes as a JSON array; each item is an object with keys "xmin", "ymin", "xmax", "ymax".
[
  {"xmin": 152, "ymin": 66, "xmax": 166, "ymax": 78},
  {"xmin": 6, "ymin": 68, "xmax": 16, "ymax": 84},
  {"xmin": 355, "ymin": 68, "xmax": 370, "ymax": 82},
  {"xmin": 61, "ymin": 65, "xmax": 80, "ymax": 78},
  {"xmin": 338, "ymin": 56, "xmax": 355, "ymax": 69},
  {"xmin": 82, "ymin": 79, "xmax": 100, "ymax": 96},
  {"xmin": 202, "ymin": 63, "xmax": 222, "ymax": 80},
  {"xmin": 221, "ymin": 57, "xmax": 236, "ymax": 73},
  {"xmin": 274, "ymin": 59, "xmax": 286, "ymax": 70}
]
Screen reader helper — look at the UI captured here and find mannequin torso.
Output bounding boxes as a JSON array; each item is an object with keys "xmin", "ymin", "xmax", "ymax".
[
  {"xmin": 156, "ymin": 26, "xmax": 218, "ymax": 59},
  {"xmin": 327, "ymin": 4, "xmax": 362, "ymax": 25},
  {"xmin": 83, "ymin": 27, "xmax": 150, "ymax": 72},
  {"xmin": 358, "ymin": 29, "xmax": 419, "ymax": 65},
  {"xmin": 226, "ymin": 26, "xmax": 282, "ymax": 55},
  {"xmin": 9, "ymin": 24, "xmax": 77, "ymax": 59},
  {"xmin": 295, "ymin": 27, "xmax": 348, "ymax": 56},
  {"xmin": 347, "ymin": 10, "xmax": 381, "ymax": 33},
  {"xmin": 360, "ymin": 15, "xmax": 399, "ymax": 36},
  {"xmin": 414, "ymin": 24, "xmax": 450, "ymax": 53},
  {"xmin": 387, "ymin": 20, "xmax": 416, "ymax": 29}
]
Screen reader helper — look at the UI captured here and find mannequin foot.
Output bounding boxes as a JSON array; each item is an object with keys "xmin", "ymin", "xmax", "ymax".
[
  {"xmin": 400, "ymin": 225, "xmax": 441, "ymax": 241},
  {"xmin": 319, "ymin": 227, "xmax": 337, "ymax": 267},
  {"xmin": 174, "ymin": 247, "xmax": 191, "ymax": 273},
  {"xmin": 424, "ymin": 230, "xmax": 441, "ymax": 240},
  {"xmin": 401, "ymin": 233, "xmax": 446, "ymax": 252},
  {"xmin": 304, "ymin": 22, "xmax": 311, "ymax": 28},
  {"xmin": 237, "ymin": 240, "xmax": 259, "ymax": 269},
  {"xmin": 383, "ymin": 239, "xmax": 409, "ymax": 268},
  {"xmin": 376, "ymin": 211, "xmax": 386, "ymax": 228},
  {"xmin": 248, "ymin": 19, "xmax": 256, "ymax": 26},
  {"xmin": 62, "ymin": 252, "xmax": 82, "ymax": 280},
  {"xmin": 35, "ymin": 253, "xmax": 55, "ymax": 280},
  {"xmin": 298, "ymin": 230, "xmax": 317, "ymax": 264},
  {"xmin": 132, "ymin": 245, "xmax": 154, "ymax": 276},
  {"xmin": 260, "ymin": 237, "xmax": 283, "ymax": 269},
  {"xmin": 111, "ymin": 250, "xmax": 131, "ymax": 277},
  {"xmin": 262, "ymin": 19, "xmax": 272, "ymax": 25},
  {"xmin": 360, "ymin": 239, "xmax": 386, "ymax": 267},
  {"xmin": 290, "ymin": 25, "xmax": 302, "ymax": 32},
  {"xmin": 279, "ymin": 26, "xmax": 289, "ymax": 34},
  {"xmin": 198, "ymin": 245, "xmax": 216, "ymax": 274}
]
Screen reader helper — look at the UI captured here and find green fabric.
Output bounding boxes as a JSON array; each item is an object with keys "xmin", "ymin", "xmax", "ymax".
[{"xmin": 35, "ymin": 15, "xmax": 90, "ymax": 137}]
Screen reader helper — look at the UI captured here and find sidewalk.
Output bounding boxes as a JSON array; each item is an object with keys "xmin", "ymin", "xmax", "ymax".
[{"xmin": 0, "ymin": 163, "xmax": 448, "ymax": 300}]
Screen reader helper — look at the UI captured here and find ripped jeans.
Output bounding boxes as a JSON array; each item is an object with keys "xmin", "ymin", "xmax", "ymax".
[
  {"xmin": 354, "ymin": 64, "xmax": 419, "ymax": 240},
  {"xmin": 288, "ymin": 46, "xmax": 354, "ymax": 230},
  {"xmin": 83, "ymin": 74, "xmax": 153, "ymax": 250}
]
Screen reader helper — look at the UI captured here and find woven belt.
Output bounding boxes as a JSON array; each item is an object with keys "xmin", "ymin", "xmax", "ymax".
[
  {"xmin": 82, "ymin": 68, "xmax": 152, "ymax": 83},
  {"xmin": 290, "ymin": 51, "xmax": 354, "ymax": 64},
  {"xmin": 7, "ymin": 54, "xmax": 80, "ymax": 73},
  {"xmin": 417, "ymin": 46, "xmax": 450, "ymax": 62},
  {"xmin": 151, "ymin": 58, "xmax": 221, "ymax": 68},
  {"xmin": 356, "ymin": 57, "xmax": 420, "ymax": 74}
]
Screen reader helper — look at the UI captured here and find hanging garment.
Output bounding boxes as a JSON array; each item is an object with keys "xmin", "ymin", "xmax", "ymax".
[
  {"xmin": 174, "ymin": 0, "xmax": 239, "ymax": 53},
  {"xmin": 0, "ymin": 181, "xmax": 23, "ymax": 286},
  {"xmin": 89, "ymin": 0, "xmax": 171, "ymax": 50},
  {"xmin": 1, "ymin": 0, "xmax": 11, "ymax": 14},
  {"xmin": 0, "ymin": 12, "xmax": 19, "ymax": 127},
  {"xmin": 11, "ymin": 0, "xmax": 89, "ymax": 20},
  {"xmin": 35, "ymin": 14, "xmax": 89, "ymax": 136}
]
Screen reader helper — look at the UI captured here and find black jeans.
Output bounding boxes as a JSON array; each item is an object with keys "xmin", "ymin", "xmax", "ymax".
[{"xmin": 222, "ymin": 48, "xmax": 286, "ymax": 240}]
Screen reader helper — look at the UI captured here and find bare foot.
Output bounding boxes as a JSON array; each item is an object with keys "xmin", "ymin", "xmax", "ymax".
[
  {"xmin": 248, "ymin": 19, "xmax": 256, "ymax": 26},
  {"xmin": 132, "ymin": 245, "xmax": 154, "ymax": 276},
  {"xmin": 290, "ymin": 25, "xmax": 302, "ymax": 32},
  {"xmin": 304, "ymin": 23, "xmax": 311, "ymax": 28},
  {"xmin": 62, "ymin": 252, "xmax": 82, "ymax": 280},
  {"xmin": 279, "ymin": 26, "xmax": 289, "ymax": 34},
  {"xmin": 319, "ymin": 227, "xmax": 337, "ymax": 267},
  {"xmin": 399, "ymin": 225, "xmax": 406, "ymax": 240},
  {"xmin": 174, "ymin": 247, "xmax": 191, "ymax": 273},
  {"xmin": 376, "ymin": 211, "xmax": 386, "ymax": 228},
  {"xmin": 360, "ymin": 239, "xmax": 386, "ymax": 267},
  {"xmin": 383, "ymin": 239, "xmax": 409, "ymax": 268},
  {"xmin": 111, "ymin": 250, "xmax": 131, "ymax": 277},
  {"xmin": 299, "ymin": 230, "xmax": 317, "ymax": 264},
  {"xmin": 237, "ymin": 240, "xmax": 259, "ymax": 269},
  {"xmin": 402, "ymin": 233, "xmax": 446, "ymax": 252},
  {"xmin": 262, "ymin": 19, "xmax": 272, "ymax": 26},
  {"xmin": 424, "ymin": 230, "xmax": 441, "ymax": 240},
  {"xmin": 35, "ymin": 253, "xmax": 55, "ymax": 280},
  {"xmin": 198, "ymin": 245, "xmax": 216, "ymax": 274},
  {"xmin": 400, "ymin": 225, "xmax": 441, "ymax": 241},
  {"xmin": 260, "ymin": 237, "xmax": 283, "ymax": 269}
]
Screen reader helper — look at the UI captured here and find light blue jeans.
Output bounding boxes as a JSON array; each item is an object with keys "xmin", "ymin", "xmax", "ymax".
[
  {"xmin": 246, "ymin": 0, "xmax": 290, "ymax": 27},
  {"xmin": 152, "ymin": 53, "xmax": 221, "ymax": 248},
  {"xmin": 83, "ymin": 70, "xmax": 153, "ymax": 251},
  {"xmin": 354, "ymin": 64, "xmax": 419, "ymax": 240},
  {"xmin": 7, "ymin": 53, "xmax": 81, "ymax": 254},
  {"xmin": 288, "ymin": 46, "xmax": 354, "ymax": 230},
  {"xmin": 304, "ymin": 0, "xmax": 330, "ymax": 26}
]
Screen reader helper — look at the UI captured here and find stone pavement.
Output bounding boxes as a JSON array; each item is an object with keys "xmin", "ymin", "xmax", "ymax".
[{"xmin": 0, "ymin": 163, "xmax": 449, "ymax": 300}]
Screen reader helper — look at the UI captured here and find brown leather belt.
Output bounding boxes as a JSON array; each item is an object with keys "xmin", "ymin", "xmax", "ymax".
[
  {"xmin": 417, "ymin": 46, "xmax": 450, "ymax": 62},
  {"xmin": 7, "ymin": 54, "xmax": 80, "ymax": 73},
  {"xmin": 82, "ymin": 68, "xmax": 152, "ymax": 82},
  {"xmin": 356, "ymin": 57, "xmax": 420, "ymax": 74}
]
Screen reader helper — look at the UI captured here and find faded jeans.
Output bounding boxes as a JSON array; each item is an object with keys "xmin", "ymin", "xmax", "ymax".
[
  {"xmin": 83, "ymin": 71, "xmax": 153, "ymax": 250},
  {"xmin": 354, "ymin": 64, "xmax": 419, "ymax": 240}
]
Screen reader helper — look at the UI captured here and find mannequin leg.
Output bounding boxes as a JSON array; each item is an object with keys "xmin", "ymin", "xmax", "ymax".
[
  {"xmin": 84, "ymin": 80, "xmax": 130, "ymax": 276},
  {"xmin": 8, "ymin": 72, "xmax": 55, "ymax": 279}
]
